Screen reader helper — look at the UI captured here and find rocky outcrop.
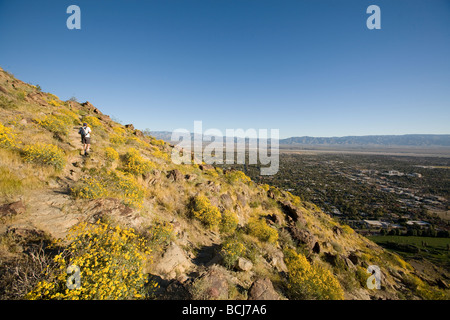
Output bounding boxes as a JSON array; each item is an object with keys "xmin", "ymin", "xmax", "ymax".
[
  {"xmin": 192, "ymin": 266, "xmax": 230, "ymax": 299},
  {"xmin": 220, "ymin": 193, "xmax": 233, "ymax": 209},
  {"xmin": 81, "ymin": 101, "xmax": 102, "ymax": 114},
  {"xmin": 279, "ymin": 201, "xmax": 307, "ymax": 225},
  {"xmin": 248, "ymin": 278, "xmax": 281, "ymax": 300},
  {"xmin": 288, "ymin": 225, "xmax": 320, "ymax": 254},
  {"xmin": 167, "ymin": 169, "xmax": 184, "ymax": 182},
  {"xmin": 235, "ymin": 257, "xmax": 253, "ymax": 272},
  {"xmin": 155, "ymin": 242, "xmax": 193, "ymax": 280}
]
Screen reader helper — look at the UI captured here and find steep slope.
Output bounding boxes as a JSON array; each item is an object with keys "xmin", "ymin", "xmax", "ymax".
[{"xmin": 0, "ymin": 67, "xmax": 448, "ymax": 300}]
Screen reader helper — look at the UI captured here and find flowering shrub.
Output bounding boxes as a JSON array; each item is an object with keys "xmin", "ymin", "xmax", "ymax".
[
  {"xmin": 225, "ymin": 170, "xmax": 251, "ymax": 184},
  {"xmin": 36, "ymin": 114, "xmax": 72, "ymax": 136},
  {"xmin": 220, "ymin": 237, "xmax": 246, "ymax": 269},
  {"xmin": 284, "ymin": 248, "xmax": 344, "ymax": 300},
  {"xmin": 82, "ymin": 116, "xmax": 102, "ymax": 128},
  {"xmin": 150, "ymin": 138, "xmax": 165, "ymax": 146},
  {"xmin": 246, "ymin": 218, "xmax": 278, "ymax": 244},
  {"xmin": 341, "ymin": 225, "xmax": 354, "ymax": 235},
  {"xmin": 123, "ymin": 148, "xmax": 155, "ymax": 176},
  {"xmin": 59, "ymin": 109, "xmax": 80, "ymax": 124},
  {"xmin": 105, "ymin": 147, "xmax": 119, "ymax": 163},
  {"xmin": 48, "ymin": 99, "xmax": 60, "ymax": 107},
  {"xmin": 0, "ymin": 123, "xmax": 19, "ymax": 149},
  {"xmin": 26, "ymin": 221, "xmax": 155, "ymax": 300},
  {"xmin": 151, "ymin": 148, "xmax": 170, "ymax": 161},
  {"xmin": 113, "ymin": 127, "xmax": 126, "ymax": 135},
  {"xmin": 110, "ymin": 134, "xmax": 126, "ymax": 145},
  {"xmin": 147, "ymin": 219, "xmax": 174, "ymax": 250},
  {"xmin": 220, "ymin": 210, "xmax": 239, "ymax": 234},
  {"xmin": 71, "ymin": 170, "xmax": 145, "ymax": 208},
  {"xmin": 127, "ymin": 136, "xmax": 151, "ymax": 149},
  {"xmin": 22, "ymin": 143, "xmax": 65, "ymax": 170},
  {"xmin": 71, "ymin": 177, "xmax": 108, "ymax": 200},
  {"xmin": 191, "ymin": 195, "xmax": 222, "ymax": 229}
]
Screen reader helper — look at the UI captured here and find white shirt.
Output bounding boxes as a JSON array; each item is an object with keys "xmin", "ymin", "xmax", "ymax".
[{"xmin": 80, "ymin": 126, "xmax": 91, "ymax": 138}]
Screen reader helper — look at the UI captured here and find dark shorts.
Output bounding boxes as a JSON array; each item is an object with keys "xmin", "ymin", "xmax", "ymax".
[{"xmin": 81, "ymin": 136, "xmax": 91, "ymax": 144}]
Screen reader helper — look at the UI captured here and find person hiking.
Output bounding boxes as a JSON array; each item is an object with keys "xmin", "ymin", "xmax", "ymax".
[{"xmin": 78, "ymin": 122, "xmax": 92, "ymax": 156}]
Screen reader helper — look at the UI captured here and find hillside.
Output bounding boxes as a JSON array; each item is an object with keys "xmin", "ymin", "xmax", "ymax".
[{"xmin": 0, "ymin": 67, "xmax": 448, "ymax": 300}]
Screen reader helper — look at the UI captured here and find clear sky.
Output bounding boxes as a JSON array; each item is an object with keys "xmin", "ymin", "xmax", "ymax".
[{"xmin": 0, "ymin": 0, "xmax": 449, "ymax": 138}]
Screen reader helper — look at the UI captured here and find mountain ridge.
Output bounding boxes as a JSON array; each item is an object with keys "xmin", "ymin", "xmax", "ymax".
[{"xmin": 149, "ymin": 131, "xmax": 450, "ymax": 147}]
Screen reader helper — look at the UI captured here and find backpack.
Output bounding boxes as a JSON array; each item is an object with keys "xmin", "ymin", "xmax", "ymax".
[{"xmin": 79, "ymin": 127, "xmax": 87, "ymax": 137}]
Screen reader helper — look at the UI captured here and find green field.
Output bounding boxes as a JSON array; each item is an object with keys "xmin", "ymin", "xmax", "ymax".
[{"xmin": 368, "ymin": 236, "xmax": 450, "ymax": 269}]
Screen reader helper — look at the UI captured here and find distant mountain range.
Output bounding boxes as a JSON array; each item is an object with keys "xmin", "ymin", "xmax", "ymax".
[{"xmin": 148, "ymin": 132, "xmax": 450, "ymax": 147}]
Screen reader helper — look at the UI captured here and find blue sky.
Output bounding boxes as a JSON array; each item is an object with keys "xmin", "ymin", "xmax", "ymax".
[{"xmin": 0, "ymin": 0, "xmax": 449, "ymax": 138}]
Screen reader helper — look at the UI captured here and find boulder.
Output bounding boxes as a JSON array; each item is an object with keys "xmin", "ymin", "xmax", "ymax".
[
  {"xmin": 133, "ymin": 129, "xmax": 144, "ymax": 138},
  {"xmin": 268, "ymin": 250, "xmax": 288, "ymax": 273},
  {"xmin": 288, "ymin": 226, "xmax": 319, "ymax": 253},
  {"xmin": 167, "ymin": 169, "xmax": 184, "ymax": 182},
  {"xmin": 185, "ymin": 174, "xmax": 197, "ymax": 181},
  {"xmin": 235, "ymin": 257, "xmax": 253, "ymax": 272},
  {"xmin": 220, "ymin": 193, "xmax": 233, "ymax": 209},
  {"xmin": 279, "ymin": 201, "xmax": 307, "ymax": 225},
  {"xmin": 199, "ymin": 164, "xmax": 214, "ymax": 171},
  {"xmin": 81, "ymin": 101, "xmax": 102, "ymax": 114},
  {"xmin": 155, "ymin": 242, "xmax": 193, "ymax": 279},
  {"xmin": 125, "ymin": 124, "xmax": 135, "ymax": 130},
  {"xmin": 193, "ymin": 266, "xmax": 230, "ymax": 299},
  {"xmin": 333, "ymin": 226, "xmax": 342, "ymax": 236},
  {"xmin": 248, "ymin": 278, "xmax": 280, "ymax": 300},
  {"xmin": 0, "ymin": 201, "xmax": 26, "ymax": 218}
]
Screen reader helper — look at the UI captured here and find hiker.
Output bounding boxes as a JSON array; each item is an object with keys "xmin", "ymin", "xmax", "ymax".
[{"xmin": 78, "ymin": 122, "xmax": 92, "ymax": 156}]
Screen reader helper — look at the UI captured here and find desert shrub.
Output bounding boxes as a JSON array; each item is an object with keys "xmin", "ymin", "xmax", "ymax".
[
  {"xmin": 26, "ymin": 222, "xmax": 156, "ymax": 300},
  {"xmin": 127, "ymin": 136, "xmax": 151, "ymax": 149},
  {"xmin": 220, "ymin": 210, "xmax": 239, "ymax": 234},
  {"xmin": 191, "ymin": 195, "xmax": 222, "ymax": 229},
  {"xmin": 48, "ymin": 99, "xmax": 60, "ymax": 107},
  {"xmin": 0, "ymin": 123, "xmax": 19, "ymax": 149},
  {"xmin": 36, "ymin": 114, "xmax": 71, "ymax": 136},
  {"xmin": 150, "ymin": 138, "xmax": 165, "ymax": 146},
  {"xmin": 105, "ymin": 147, "xmax": 119, "ymax": 163},
  {"xmin": 402, "ymin": 273, "xmax": 447, "ymax": 300},
  {"xmin": 341, "ymin": 225, "xmax": 354, "ymax": 235},
  {"xmin": 59, "ymin": 109, "xmax": 80, "ymax": 124},
  {"xmin": 247, "ymin": 218, "xmax": 278, "ymax": 244},
  {"xmin": 220, "ymin": 236, "xmax": 246, "ymax": 269},
  {"xmin": 71, "ymin": 170, "xmax": 145, "ymax": 208},
  {"xmin": 151, "ymin": 148, "xmax": 170, "ymax": 161},
  {"xmin": 355, "ymin": 265, "xmax": 369, "ymax": 288},
  {"xmin": 22, "ymin": 143, "xmax": 65, "ymax": 170},
  {"xmin": 113, "ymin": 126, "xmax": 126, "ymax": 135},
  {"xmin": 123, "ymin": 148, "xmax": 155, "ymax": 176},
  {"xmin": 110, "ymin": 134, "xmax": 126, "ymax": 145},
  {"xmin": 82, "ymin": 116, "xmax": 102, "ymax": 128},
  {"xmin": 284, "ymin": 248, "xmax": 344, "ymax": 300},
  {"xmin": 16, "ymin": 90, "xmax": 27, "ymax": 101},
  {"xmin": 225, "ymin": 170, "xmax": 251, "ymax": 184},
  {"xmin": 0, "ymin": 166, "xmax": 23, "ymax": 197},
  {"xmin": 147, "ymin": 219, "xmax": 174, "ymax": 250},
  {"xmin": 70, "ymin": 176, "xmax": 108, "ymax": 200},
  {"xmin": 0, "ymin": 96, "xmax": 17, "ymax": 110}
]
